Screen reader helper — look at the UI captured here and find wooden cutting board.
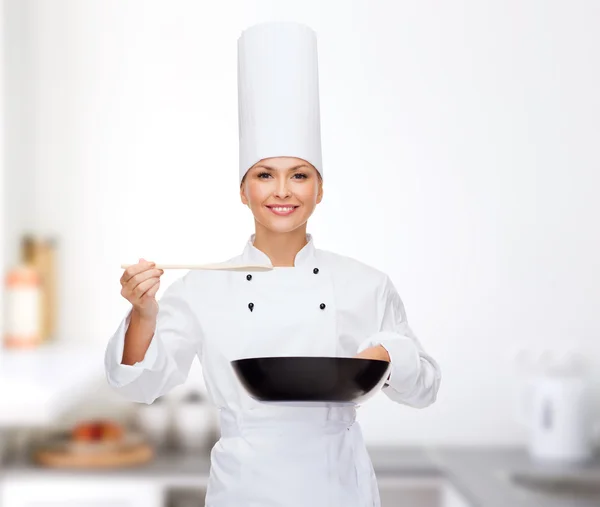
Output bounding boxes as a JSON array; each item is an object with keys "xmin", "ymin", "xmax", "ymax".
[{"xmin": 34, "ymin": 436, "xmax": 154, "ymax": 469}]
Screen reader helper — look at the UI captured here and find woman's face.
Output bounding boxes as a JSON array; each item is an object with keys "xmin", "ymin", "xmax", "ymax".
[{"xmin": 240, "ymin": 157, "xmax": 323, "ymax": 234}]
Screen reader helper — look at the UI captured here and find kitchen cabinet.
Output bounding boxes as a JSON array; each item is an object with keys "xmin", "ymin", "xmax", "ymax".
[
  {"xmin": 0, "ymin": 477, "xmax": 162, "ymax": 507},
  {"xmin": 165, "ymin": 488, "xmax": 207, "ymax": 507},
  {"xmin": 0, "ymin": 476, "xmax": 470, "ymax": 507}
]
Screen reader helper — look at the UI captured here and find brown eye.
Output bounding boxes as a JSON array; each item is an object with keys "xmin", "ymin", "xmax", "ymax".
[{"xmin": 293, "ymin": 173, "xmax": 308, "ymax": 179}]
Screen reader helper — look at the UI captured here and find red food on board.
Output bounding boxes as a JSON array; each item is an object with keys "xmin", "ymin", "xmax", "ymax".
[{"xmin": 71, "ymin": 420, "xmax": 124, "ymax": 442}]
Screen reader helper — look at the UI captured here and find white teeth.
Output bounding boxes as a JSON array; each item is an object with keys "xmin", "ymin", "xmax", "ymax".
[{"xmin": 271, "ymin": 207, "xmax": 294, "ymax": 212}]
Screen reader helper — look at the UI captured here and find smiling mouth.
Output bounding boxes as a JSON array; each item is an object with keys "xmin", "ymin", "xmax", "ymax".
[{"xmin": 266, "ymin": 205, "xmax": 299, "ymax": 216}]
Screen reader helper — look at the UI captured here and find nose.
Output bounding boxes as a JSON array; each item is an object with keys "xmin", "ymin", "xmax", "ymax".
[{"xmin": 273, "ymin": 177, "xmax": 292, "ymax": 199}]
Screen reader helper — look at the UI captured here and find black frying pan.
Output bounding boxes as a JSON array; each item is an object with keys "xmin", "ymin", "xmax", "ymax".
[{"xmin": 231, "ymin": 356, "xmax": 391, "ymax": 404}]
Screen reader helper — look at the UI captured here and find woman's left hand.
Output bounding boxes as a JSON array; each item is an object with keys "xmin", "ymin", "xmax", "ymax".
[{"xmin": 354, "ymin": 345, "xmax": 390, "ymax": 362}]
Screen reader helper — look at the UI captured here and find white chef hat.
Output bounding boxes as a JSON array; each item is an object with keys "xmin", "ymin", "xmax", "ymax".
[{"xmin": 237, "ymin": 21, "xmax": 323, "ymax": 184}]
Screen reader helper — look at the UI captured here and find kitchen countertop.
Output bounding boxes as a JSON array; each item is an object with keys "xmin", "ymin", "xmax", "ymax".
[
  {"xmin": 426, "ymin": 446, "xmax": 600, "ymax": 507},
  {"xmin": 0, "ymin": 343, "xmax": 105, "ymax": 426},
  {"xmin": 1, "ymin": 446, "xmax": 599, "ymax": 507}
]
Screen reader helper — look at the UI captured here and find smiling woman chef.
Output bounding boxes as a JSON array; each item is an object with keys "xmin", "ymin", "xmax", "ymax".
[{"xmin": 105, "ymin": 21, "xmax": 441, "ymax": 507}]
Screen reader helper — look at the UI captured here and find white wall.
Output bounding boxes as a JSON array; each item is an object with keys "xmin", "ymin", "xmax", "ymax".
[
  {"xmin": 3, "ymin": 0, "xmax": 600, "ymax": 446},
  {"xmin": 0, "ymin": 0, "xmax": 4, "ymax": 340},
  {"xmin": 2, "ymin": 0, "xmax": 34, "ymax": 270}
]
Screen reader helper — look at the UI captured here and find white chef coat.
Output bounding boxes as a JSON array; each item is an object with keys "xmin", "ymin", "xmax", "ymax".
[{"xmin": 105, "ymin": 234, "xmax": 441, "ymax": 507}]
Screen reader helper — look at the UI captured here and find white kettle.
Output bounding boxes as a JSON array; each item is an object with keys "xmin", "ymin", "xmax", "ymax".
[{"xmin": 521, "ymin": 372, "xmax": 594, "ymax": 463}]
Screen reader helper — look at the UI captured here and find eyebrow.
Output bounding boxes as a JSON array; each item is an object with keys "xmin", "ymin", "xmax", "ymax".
[{"xmin": 253, "ymin": 164, "xmax": 311, "ymax": 171}]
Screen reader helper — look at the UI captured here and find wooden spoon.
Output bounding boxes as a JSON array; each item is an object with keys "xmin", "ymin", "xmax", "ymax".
[{"xmin": 120, "ymin": 263, "xmax": 273, "ymax": 272}]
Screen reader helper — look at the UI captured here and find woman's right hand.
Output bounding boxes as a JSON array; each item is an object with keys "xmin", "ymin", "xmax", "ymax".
[{"xmin": 120, "ymin": 258, "xmax": 165, "ymax": 321}]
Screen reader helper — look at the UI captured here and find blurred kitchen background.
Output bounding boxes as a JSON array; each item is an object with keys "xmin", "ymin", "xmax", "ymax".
[{"xmin": 1, "ymin": 1, "xmax": 599, "ymax": 506}]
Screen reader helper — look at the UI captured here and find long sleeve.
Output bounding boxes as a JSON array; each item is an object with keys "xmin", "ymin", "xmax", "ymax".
[
  {"xmin": 104, "ymin": 274, "xmax": 203, "ymax": 405},
  {"xmin": 358, "ymin": 276, "xmax": 441, "ymax": 408}
]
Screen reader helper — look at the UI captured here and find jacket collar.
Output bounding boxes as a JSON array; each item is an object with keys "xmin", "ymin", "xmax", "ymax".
[{"xmin": 242, "ymin": 233, "xmax": 317, "ymax": 267}]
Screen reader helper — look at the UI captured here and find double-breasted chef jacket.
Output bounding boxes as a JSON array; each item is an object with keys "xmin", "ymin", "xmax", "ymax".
[{"xmin": 105, "ymin": 233, "xmax": 441, "ymax": 507}]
